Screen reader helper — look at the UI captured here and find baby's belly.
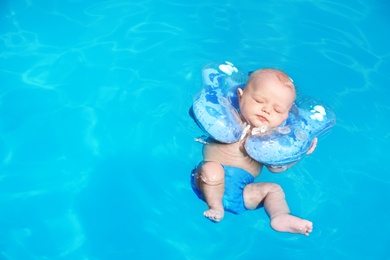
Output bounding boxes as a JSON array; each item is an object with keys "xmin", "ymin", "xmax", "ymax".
[{"xmin": 202, "ymin": 142, "xmax": 262, "ymax": 177}]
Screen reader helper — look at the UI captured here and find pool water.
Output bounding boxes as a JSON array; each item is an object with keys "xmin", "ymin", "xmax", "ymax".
[{"xmin": 1, "ymin": 0, "xmax": 389, "ymax": 259}]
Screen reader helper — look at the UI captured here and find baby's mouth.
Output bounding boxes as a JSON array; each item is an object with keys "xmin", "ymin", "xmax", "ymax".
[{"xmin": 257, "ymin": 115, "xmax": 268, "ymax": 123}]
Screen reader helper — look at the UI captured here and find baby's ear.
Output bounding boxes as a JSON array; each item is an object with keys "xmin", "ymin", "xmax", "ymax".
[{"xmin": 237, "ymin": 88, "xmax": 243, "ymax": 100}]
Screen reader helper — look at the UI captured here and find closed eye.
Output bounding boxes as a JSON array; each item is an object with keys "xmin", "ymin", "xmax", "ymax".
[{"xmin": 274, "ymin": 107, "xmax": 285, "ymax": 114}]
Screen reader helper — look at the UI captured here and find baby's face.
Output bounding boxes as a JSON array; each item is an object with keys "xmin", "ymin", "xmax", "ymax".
[{"xmin": 238, "ymin": 73, "xmax": 295, "ymax": 128}]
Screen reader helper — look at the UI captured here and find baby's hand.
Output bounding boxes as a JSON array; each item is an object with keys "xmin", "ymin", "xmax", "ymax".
[{"xmin": 306, "ymin": 138, "xmax": 318, "ymax": 155}]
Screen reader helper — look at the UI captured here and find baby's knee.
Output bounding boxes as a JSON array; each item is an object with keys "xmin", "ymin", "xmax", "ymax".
[
  {"xmin": 269, "ymin": 183, "xmax": 282, "ymax": 191},
  {"xmin": 268, "ymin": 183, "xmax": 285, "ymax": 196},
  {"xmin": 196, "ymin": 161, "xmax": 224, "ymax": 184},
  {"xmin": 251, "ymin": 183, "xmax": 284, "ymax": 197}
]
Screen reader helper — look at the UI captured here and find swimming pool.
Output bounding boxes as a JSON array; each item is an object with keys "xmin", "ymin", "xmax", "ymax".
[{"xmin": 1, "ymin": 0, "xmax": 389, "ymax": 259}]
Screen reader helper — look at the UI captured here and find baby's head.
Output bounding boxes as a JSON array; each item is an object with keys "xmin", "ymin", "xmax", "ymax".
[{"xmin": 237, "ymin": 68, "xmax": 296, "ymax": 128}]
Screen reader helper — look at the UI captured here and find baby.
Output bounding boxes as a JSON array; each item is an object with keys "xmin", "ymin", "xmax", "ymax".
[{"xmin": 191, "ymin": 69, "xmax": 316, "ymax": 236}]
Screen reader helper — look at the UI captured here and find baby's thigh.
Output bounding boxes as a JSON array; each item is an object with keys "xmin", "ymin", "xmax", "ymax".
[{"xmin": 243, "ymin": 182, "xmax": 282, "ymax": 210}]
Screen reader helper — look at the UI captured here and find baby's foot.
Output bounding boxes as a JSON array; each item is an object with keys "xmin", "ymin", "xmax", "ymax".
[
  {"xmin": 203, "ymin": 207, "xmax": 224, "ymax": 223},
  {"xmin": 270, "ymin": 214, "xmax": 313, "ymax": 236}
]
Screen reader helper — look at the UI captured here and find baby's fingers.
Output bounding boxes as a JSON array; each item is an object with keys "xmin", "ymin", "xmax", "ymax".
[{"xmin": 306, "ymin": 138, "xmax": 318, "ymax": 155}]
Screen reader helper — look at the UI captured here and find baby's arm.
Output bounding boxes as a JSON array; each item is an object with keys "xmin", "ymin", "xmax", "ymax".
[{"xmin": 266, "ymin": 138, "xmax": 318, "ymax": 173}]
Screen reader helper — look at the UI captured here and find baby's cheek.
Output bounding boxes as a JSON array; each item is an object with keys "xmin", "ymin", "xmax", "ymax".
[
  {"xmin": 281, "ymin": 113, "xmax": 289, "ymax": 121},
  {"xmin": 275, "ymin": 115, "xmax": 287, "ymax": 127}
]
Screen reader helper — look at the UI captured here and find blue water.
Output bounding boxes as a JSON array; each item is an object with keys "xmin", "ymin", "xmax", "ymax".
[{"xmin": 1, "ymin": 0, "xmax": 389, "ymax": 259}]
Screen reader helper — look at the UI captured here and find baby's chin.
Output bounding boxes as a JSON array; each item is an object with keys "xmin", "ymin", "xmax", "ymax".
[
  {"xmin": 247, "ymin": 118, "xmax": 279, "ymax": 129},
  {"xmin": 251, "ymin": 122, "xmax": 270, "ymax": 129},
  {"xmin": 250, "ymin": 119, "xmax": 269, "ymax": 128}
]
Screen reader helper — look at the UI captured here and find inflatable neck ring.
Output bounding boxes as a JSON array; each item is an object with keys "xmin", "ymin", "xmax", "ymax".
[{"xmin": 191, "ymin": 61, "xmax": 336, "ymax": 167}]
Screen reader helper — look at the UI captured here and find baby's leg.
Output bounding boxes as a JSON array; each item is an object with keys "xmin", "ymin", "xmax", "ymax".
[
  {"xmin": 243, "ymin": 183, "xmax": 313, "ymax": 236},
  {"xmin": 194, "ymin": 161, "xmax": 225, "ymax": 222}
]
